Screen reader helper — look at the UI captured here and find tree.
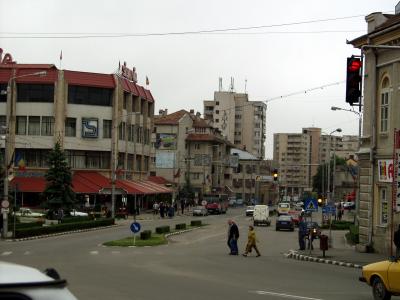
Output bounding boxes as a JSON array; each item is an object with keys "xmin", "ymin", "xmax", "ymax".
[
  {"xmin": 312, "ymin": 155, "xmax": 346, "ymax": 194},
  {"xmin": 43, "ymin": 142, "xmax": 75, "ymax": 213}
]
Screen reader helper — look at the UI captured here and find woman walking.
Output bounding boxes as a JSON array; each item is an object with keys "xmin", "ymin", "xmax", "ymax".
[{"xmin": 242, "ymin": 225, "xmax": 261, "ymax": 257}]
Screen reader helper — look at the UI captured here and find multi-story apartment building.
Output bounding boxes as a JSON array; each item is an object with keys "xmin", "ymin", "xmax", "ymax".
[
  {"xmin": 203, "ymin": 91, "xmax": 267, "ymax": 159},
  {"xmin": 273, "ymin": 127, "xmax": 358, "ymax": 197},
  {"xmin": 154, "ymin": 109, "xmax": 235, "ymax": 200},
  {"xmin": 349, "ymin": 6, "xmax": 400, "ymax": 254},
  {"xmin": 0, "ymin": 50, "xmax": 170, "ymax": 212}
]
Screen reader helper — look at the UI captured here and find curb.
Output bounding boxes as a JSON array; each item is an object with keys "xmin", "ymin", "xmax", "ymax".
[
  {"xmin": 5, "ymin": 224, "xmax": 119, "ymax": 242},
  {"xmin": 165, "ymin": 226, "xmax": 201, "ymax": 238},
  {"xmin": 285, "ymin": 250, "xmax": 362, "ymax": 269}
]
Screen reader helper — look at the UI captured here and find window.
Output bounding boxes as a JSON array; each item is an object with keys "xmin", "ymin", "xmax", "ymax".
[
  {"xmin": 0, "ymin": 116, "xmax": 5, "ymax": 129},
  {"xmin": 68, "ymin": 85, "xmax": 113, "ymax": 106},
  {"xmin": 119, "ymin": 122, "xmax": 126, "ymax": 140},
  {"xmin": 103, "ymin": 120, "xmax": 112, "ymax": 138},
  {"xmin": 380, "ymin": 188, "xmax": 388, "ymax": 225},
  {"xmin": 380, "ymin": 77, "xmax": 390, "ymax": 133},
  {"xmin": 41, "ymin": 116, "xmax": 54, "ymax": 136},
  {"xmin": 17, "ymin": 84, "xmax": 54, "ymax": 103},
  {"xmin": 194, "ymin": 143, "xmax": 200, "ymax": 150},
  {"xmin": 65, "ymin": 118, "xmax": 76, "ymax": 137},
  {"xmin": 215, "ymin": 110, "xmax": 219, "ymax": 114},
  {"xmin": 0, "ymin": 84, "xmax": 6, "ymax": 102},
  {"xmin": 192, "ymin": 173, "xmax": 200, "ymax": 180},
  {"xmin": 16, "ymin": 116, "xmax": 27, "ymax": 135},
  {"xmin": 28, "ymin": 116, "xmax": 40, "ymax": 135},
  {"xmin": 216, "ymin": 101, "xmax": 219, "ymax": 105},
  {"xmin": 215, "ymin": 119, "xmax": 219, "ymax": 123}
]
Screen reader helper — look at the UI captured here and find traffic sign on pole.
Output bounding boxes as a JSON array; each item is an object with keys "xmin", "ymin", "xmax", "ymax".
[{"xmin": 304, "ymin": 197, "xmax": 318, "ymax": 212}]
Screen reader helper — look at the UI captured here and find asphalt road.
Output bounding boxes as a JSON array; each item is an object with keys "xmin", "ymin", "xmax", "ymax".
[{"xmin": 0, "ymin": 208, "xmax": 372, "ymax": 300}]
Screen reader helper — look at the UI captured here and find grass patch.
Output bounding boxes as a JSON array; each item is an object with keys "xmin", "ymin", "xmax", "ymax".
[{"xmin": 103, "ymin": 234, "xmax": 167, "ymax": 247}]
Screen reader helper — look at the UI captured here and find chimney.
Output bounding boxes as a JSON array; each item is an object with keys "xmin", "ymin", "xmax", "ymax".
[
  {"xmin": 164, "ymin": 109, "xmax": 168, "ymax": 116},
  {"xmin": 396, "ymin": 1, "xmax": 400, "ymax": 14},
  {"xmin": 196, "ymin": 112, "xmax": 201, "ymax": 117},
  {"xmin": 366, "ymin": 12, "xmax": 388, "ymax": 33},
  {"xmin": 158, "ymin": 109, "xmax": 164, "ymax": 115},
  {"xmin": 189, "ymin": 109, "xmax": 194, "ymax": 115}
]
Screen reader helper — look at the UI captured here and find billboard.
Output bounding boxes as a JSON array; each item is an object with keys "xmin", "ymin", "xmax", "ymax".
[
  {"xmin": 378, "ymin": 159, "xmax": 394, "ymax": 182},
  {"xmin": 156, "ymin": 133, "xmax": 177, "ymax": 150},
  {"xmin": 156, "ymin": 152, "xmax": 176, "ymax": 169}
]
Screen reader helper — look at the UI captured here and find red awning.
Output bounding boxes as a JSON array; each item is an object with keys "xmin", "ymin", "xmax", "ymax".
[{"xmin": 10, "ymin": 177, "xmax": 46, "ymax": 193}]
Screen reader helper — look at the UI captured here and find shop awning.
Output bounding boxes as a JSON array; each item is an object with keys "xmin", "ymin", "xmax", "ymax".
[{"xmin": 10, "ymin": 177, "xmax": 46, "ymax": 193}]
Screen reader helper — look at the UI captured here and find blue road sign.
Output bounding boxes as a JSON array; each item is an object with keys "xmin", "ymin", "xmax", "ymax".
[
  {"xmin": 130, "ymin": 222, "xmax": 141, "ymax": 233},
  {"xmin": 322, "ymin": 206, "xmax": 336, "ymax": 215},
  {"xmin": 304, "ymin": 197, "xmax": 318, "ymax": 212}
]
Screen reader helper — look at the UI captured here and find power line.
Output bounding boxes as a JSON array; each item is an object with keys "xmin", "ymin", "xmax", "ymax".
[{"xmin": 0, "ymin": 14, "xmax": 368, "ymax": 39}]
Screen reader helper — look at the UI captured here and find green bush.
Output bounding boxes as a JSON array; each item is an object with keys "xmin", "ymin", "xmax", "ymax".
[
  {"xmin": 175, "ymin": 223, "xmax": 186, "ymax": 230},
  {"xmin": 15, "ymin": 218, "xmax": 115, "ymax": 238},
  {"xmin": 321, "ymin": 220, "xmax": 354, "ymax": 230},
  {"xmin": 8, "ymin": 221, "xmax": 44, "ymax": 230},
  {"xmin": 61, "ymin": 216, "xmax": 91, "ymax": 223},
  {"xmin": 190, "ymin": 220, "xmax": 202, "ymax": 227},
  {"xmin": 348, "ymin": 225, "xmax": 359, "ymax": 244},
  {"xmin": 140, "ymin": 230, "xmax": 152, "ymax": 240},
  {"xmin": 155, "ymin": 226, "xmax": 170, "ymax": 234}
]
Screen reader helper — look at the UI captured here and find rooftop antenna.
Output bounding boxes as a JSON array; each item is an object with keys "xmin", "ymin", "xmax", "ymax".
[
  {"xmin": 245, "ymin": 78, "xmax": 247, "ymax": 94},
  {"xmin": 219, "ymin": 77, "xmax": 223, "ymax": 92},
  {"xmin": 230, "ymin": 77, "xmax": 235, "ymax": 92}
]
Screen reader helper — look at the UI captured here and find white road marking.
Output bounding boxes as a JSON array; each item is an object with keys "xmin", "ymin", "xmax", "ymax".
[
  {"xmin": 111, "ymin": 250, "xmax": 120, "ymax": 254},
  {"xmin": 90, "ymin": 251, "xmax": 99, "ymax": 255},
  {"xmin": 24, "ymin": 251, "xmax": 31, "ymax": 255},
  {"xmin": 1, "ymin": 251, "xmax": 12, "ymax": 256},
  {"xmin": 250, "ymin": 290, "xmax": 324, "ymax": 300}
]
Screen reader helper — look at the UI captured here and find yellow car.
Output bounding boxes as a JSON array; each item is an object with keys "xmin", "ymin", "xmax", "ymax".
[{"xmin": 359, "ymin": 257, "xmax": 400, "ymax": 300}]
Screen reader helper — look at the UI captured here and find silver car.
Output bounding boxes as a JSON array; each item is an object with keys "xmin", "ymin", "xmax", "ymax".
[{"xmin": 193, "ymin": 206, "xmax": 208, "ymax": 216}]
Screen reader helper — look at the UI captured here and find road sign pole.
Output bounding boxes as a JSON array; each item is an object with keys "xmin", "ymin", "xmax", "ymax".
[{"xmin": 329, "ymin": 214, "xmax": 333, "ymax": 248}]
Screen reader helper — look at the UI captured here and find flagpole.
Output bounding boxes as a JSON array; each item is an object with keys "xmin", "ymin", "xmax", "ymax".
[{"xmin": 59, "ymin": 50, "xmax": 62, "ymax": 69}]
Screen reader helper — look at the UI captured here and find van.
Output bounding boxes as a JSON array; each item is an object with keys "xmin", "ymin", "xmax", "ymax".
[{"xmin": 253, "ymin": 205, "xmax": 271, "ymax": 226}]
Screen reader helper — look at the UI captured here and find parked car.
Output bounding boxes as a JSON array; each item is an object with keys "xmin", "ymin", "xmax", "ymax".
[
  {"xmin": 228, "ymin": 198, "xmax": 237, "ymax": 207},
  {"xmin": 236, "ymin": 199, "xmax": 244, "ymax": 206},
  {"xmin": 359, "ymin": 256, "xmax": 400, "ymax": 300},
  {"xmin": 245, "ymin": 206, "xmax": 255, "ymax": 217},
  {"xmin": 69, "ymin": 209, "xmax": 88, "ymax": 217},
  {"xmin": 0, "ymin": 261, "xmax": 78, "ymax": 299},
  {"xmin": 288, "ymin": 210, "xmax": 300, "ymax": 226},
  {"xmin": 193, "ymin": 206, "xmax": 208, "ymax": 216},
  {"xmin": 253, "ymin": 205, "xmax": 270, "ymax": 226},
  {"xmin": 276, "ymin": 215, "xmax": 294, "ymax": 231},
  {"xmin": 343, "ymin": 201, "xmax": 355, "ymax": 210},
  {"xmin": 14, "ymin": 208, "xmax": 45, "ymax": 218}
]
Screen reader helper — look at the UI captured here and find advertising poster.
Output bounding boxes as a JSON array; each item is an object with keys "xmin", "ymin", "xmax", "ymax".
[{"xmin": 155, "ymin": 133, "xmax": 177, "ymax": 150}]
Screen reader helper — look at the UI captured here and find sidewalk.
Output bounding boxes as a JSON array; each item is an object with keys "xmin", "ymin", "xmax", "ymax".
[{"xmin": 286, "ymin": 228, "xmax": 387, "ymax": 268}]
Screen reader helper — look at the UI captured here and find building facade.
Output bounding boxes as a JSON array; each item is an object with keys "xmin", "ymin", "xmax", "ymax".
[
  {"xmin": 273, "ymin": 127, "xmax": 358, "ymax": 197},
  {"xmin": 0, "ymin": 50, "xmax": 169, "ymax": 211},
  {"xmin": 203, "ymin": 91, "xmax": 267, "ymax": 159},
  {"xmin": 154, "ymin": 109, "xmax": 235, "ymax": 200},
  {"xmin": 349, "ymin": 8, "xmax": 400, "ymax": 254}
]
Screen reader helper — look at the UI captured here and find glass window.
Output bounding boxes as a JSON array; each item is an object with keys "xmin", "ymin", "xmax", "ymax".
[
  {"xmin": 118, "ymin": 122, "xmax": 126, "ymax": 140},
  {"xmin": 41, "ymin": 116, "xmax": 54, "ymax": 136},
  {"xmin": 17, "ymin": 84, "xmax": 54, "ymax": 103},
  {"xmin": 65, "ymin": 118, "xmax": 76, "ymax": 137},
  {"xmin": 0, "ymin": 84, "xmax": 7, "ymax": 102},
  {"xmin": 0, "ymin": 116, "xmax": 6, "ymax": 129},
  {"xmin": 28, "ymin": 116, "xmax": 40, "ymax": 135},
  {"xmin": 103, "ymin": 120, "xmax": 112, "ymax": 139},
  {"xmin": 380, "ymin": 188, "xmax": 388, "ymax": 225},
  {"xmin": 16, "ymin": 116, "xmax": 27, "ymax": 135},
  {"xmin": 68, "ymin": 85, "xmax": 113, "ymax": 106},
  {"xmin": 380, "ymin": 92, "xmax": 389, "ymax": 133}
]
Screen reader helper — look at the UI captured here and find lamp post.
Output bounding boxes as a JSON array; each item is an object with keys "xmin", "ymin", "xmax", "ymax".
[
  {"xmin": 331, "ymin": 106, "xmax": 362, "ymax": 223},
  {"xmin": 1, "ymin": 71, "xmax": 46, "ymax": 239},
  {"xmin": 326, "ymin": 128, "xmax": 342, "ymax": 248}
]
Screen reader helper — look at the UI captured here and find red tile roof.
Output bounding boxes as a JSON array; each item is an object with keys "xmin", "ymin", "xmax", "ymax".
[
  {"xmin": 118, "ymin": 77, "xmax": 154, "ymax": 102},
  {"xmin": 64, "ymin": 70, "xmax": 115, "ymax": 88},
  {"xmin": 154, "ymin": 110, "xmax": 187, "ymax": 125},
  {"xmin": 0, "ymin": 67, "xmax": 58, "ymax": 84}
]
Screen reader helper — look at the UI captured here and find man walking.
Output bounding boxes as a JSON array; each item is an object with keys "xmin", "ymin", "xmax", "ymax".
[
  {"xmin": 227, "ymin": 219, "xmax": 239, "ymax": 255},
  {"xmin": 298, "ymin": 216, "xmax": 306, "ymax": 251},
  {"xmin": 394, "ymin": 224, "xmax": 400, "ymax": 258}
]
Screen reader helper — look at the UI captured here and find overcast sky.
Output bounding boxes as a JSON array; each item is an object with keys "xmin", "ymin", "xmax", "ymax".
[{"xmin": 0, "ymin": 0, "xmax": 396, "ymax": 158}]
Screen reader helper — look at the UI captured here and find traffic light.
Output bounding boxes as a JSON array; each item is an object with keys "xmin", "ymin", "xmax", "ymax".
[
  {"xmin": 345, "ymin": 56, "xmax": 362, "ymax": 105},
  {"xmin": 273, "ymin": 169, "xmax": 278, "ymax": 181}
]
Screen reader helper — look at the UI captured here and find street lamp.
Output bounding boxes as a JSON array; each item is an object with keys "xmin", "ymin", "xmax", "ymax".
[
  {"xmin": 1, "ymin": 70, "xmax": 47, "ymax": 239},
  {"xmin": 331, "ymin": 106, "xmax": 362, "ymax": 223}
]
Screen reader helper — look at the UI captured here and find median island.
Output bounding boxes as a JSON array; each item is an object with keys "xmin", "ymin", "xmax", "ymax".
[{"xmin": 103, "ymin": 220, "xmax": 204, "ymax": 247}]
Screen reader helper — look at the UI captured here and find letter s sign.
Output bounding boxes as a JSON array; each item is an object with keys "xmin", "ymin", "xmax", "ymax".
[{"xmin": 82, "ymin": 118, "xmax": 99, "ymax": 138}]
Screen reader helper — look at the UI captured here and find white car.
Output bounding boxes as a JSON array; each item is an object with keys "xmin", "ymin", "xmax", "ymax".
[
  {"xmin": 193, "ymin": 206, "xmax": 208, "ymax": 216},
  {"xmin": 0, "ymin": 261, "xmax": 78, "ymax": 299},
  {"xmin": 246, "ymin": 206, "xmax": 255, "ymax": 216},
  {"xmin": 14, "ymin": 208, "xmax": 45, "ymax": 218},
  {"xmin": 70, "ymin": 209, "xmax": 88, "ymax": 217}
]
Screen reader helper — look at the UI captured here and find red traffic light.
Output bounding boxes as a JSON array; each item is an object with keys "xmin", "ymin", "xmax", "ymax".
[{"xmin": 348, "ymin": 59, "xmax": 362, "ymax": 72}]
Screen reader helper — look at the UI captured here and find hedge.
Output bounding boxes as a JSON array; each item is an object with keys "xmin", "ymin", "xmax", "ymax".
[
  {"xmin": 61, "ymin": 216, "xmax": 91, "ymax": 224},
  {"xmin": 348, "ymin": 225, "xmax": 359, "ymax": 244},
  {"xmin": 8, "ymin": 221, "xmax": 44, "ymax": 230},
  {"xmin": 321, "ymin": 220, "xmax": 354, "ymax": 230},
  {"xmin": 140, "ymin": 230, "xmax": 152, "ymax": 240},
  {"xmin": 155, "ymin": 226, "xmax": 170, "ymax": 234},
  {"xmin": 175, "ymin": 223, "xmax": 186, "ymax": 230},
  {"xmin": 190, "ymin": 220, "xmax": 202, "ymax": 227},
  {"xmin": 15, "ymin": 218, "xmax": 115, "ymax": 238}
]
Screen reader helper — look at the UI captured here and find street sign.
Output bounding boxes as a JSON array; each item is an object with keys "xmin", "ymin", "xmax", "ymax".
[
  {"xmin": 304, "ymin": 197, "xmax": 318, "ymax": 212},
  {"xmin": 130, "ymin": 222, "xmax": 141, "ymax": 233},
  {"xmin": 322, "ymin": 206, "xmax": 336, "ymax": 215},
  {"xmin": 1, "ymin": 200, "xmax": 9, "ymax": 208}
]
